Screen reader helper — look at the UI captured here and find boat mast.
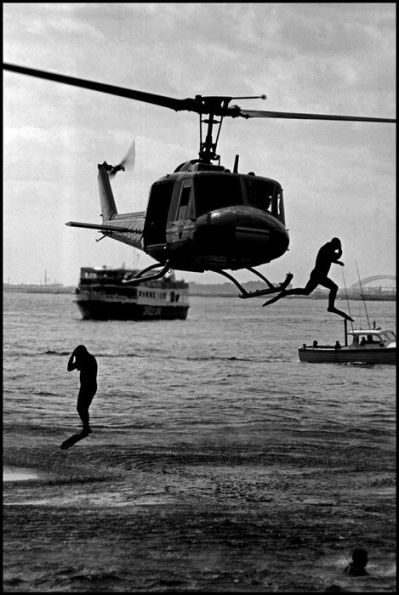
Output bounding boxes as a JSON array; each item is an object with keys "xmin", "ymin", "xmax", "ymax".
[
  {"xmin": 355, "ymin": 262, "xmax": 371, "ymax": 327},
  {"xmin": 341, "ymin": 270, "xmax": 354, "ymax": 337}
]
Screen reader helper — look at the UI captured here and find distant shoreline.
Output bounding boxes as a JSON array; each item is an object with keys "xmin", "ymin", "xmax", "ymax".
[
  {"xmin": 3, "ymin": 285, "xmax": 76, "ymax": 294},
  {"xmin": 3, "ymin": 285, "xmax": 395, "ymax": 301}
]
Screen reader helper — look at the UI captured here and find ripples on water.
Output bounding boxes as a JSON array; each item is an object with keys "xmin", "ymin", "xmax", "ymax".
[
  {"xmin": 3, "ymin": 293, "xmax": 395, "ymax": 434},
  {"xmin": 3, "ymin": 292, "xmax": 396, "ymax": 591}
]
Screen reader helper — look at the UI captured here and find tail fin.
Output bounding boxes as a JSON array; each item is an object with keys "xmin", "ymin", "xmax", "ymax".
[{"xmin": 98, "ymin": 163, "xmax": 117, "ymax": 222}]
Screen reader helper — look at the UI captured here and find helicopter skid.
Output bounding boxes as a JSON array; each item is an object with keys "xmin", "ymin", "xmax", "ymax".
[
  {"xmin": 211, "ymin": 269, "xmax": 293, "ymax": 299},
  {"xmin": 122, "ymin": 261, "xmax": 171, "ymax": 285},
  {"xmin": 239, "ymin": 273, "xmax": 293, "ymax": 299}
]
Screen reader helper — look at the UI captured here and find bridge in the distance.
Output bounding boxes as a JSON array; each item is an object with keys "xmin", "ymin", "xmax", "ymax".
[{"xmin": 349, "ymin": 275, "xmax": 396, "ymax": 289}]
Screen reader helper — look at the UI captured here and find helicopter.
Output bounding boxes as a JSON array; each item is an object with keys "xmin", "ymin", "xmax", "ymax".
[{"xmin": 4, "ymin": 63, "xmax": 395, "ymax": 298}]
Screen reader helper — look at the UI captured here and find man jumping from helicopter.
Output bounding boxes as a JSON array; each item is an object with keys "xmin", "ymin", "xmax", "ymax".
[{"xmin": 262, "ymin": 237, "xmax": 354, "ymax": 321}]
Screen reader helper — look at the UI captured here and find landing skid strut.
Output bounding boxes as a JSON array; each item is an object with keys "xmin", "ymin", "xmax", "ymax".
[
  {"xmin": 122, "ymin": 262, "xmax": 293, "ymax": 299},
  {"xmin": 122, "ymin": 261, "xmax": 171, "ymax": 285},
  {"xmin": 210, "ymin": 269, "xmax": 293, "ymax": 299}
]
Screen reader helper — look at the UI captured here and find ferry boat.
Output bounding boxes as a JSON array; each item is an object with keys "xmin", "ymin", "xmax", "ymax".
[
  {"xmin": 298, "ymin": 320, "xmax": 396, "ymax": 365},
  {"xmin": 74, "ymin": 266, "xmax": 190, "ymax": 320}
]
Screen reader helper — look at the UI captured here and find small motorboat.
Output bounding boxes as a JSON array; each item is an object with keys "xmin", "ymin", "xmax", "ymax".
[{"xmin": 298, "ymin": 320, "xmax": 396, "ymax": 365}]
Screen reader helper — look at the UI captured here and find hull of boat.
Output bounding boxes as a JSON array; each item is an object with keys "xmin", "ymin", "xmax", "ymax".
[
  {"xmin": 76, "ymin": 300, "xmax": 189, "ymax": 321},
  {"xmin": 298, "ymin": 347, "xmax": 396, "ymax": 365}
]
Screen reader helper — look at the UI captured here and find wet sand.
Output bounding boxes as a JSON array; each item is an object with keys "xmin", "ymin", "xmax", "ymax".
[{"xmin": 3, "ymin": 425, "xmax": 396, "ymax": 592}]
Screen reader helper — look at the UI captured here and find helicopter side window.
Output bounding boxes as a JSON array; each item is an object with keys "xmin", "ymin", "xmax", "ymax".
[
  {"xmin": 177, "ymin": 185, "xmax": 192, "ymax": 220},
  {"xmin": 194, "ymin": 174, "xmax": 243, "ymax": 216},
  {"xmin": 273, "ymin": 190, "xmax": 284, "ymax": 221},
  {"xmin": 245, "ymin": 178, "xmax": 277, "ymax": 213}
]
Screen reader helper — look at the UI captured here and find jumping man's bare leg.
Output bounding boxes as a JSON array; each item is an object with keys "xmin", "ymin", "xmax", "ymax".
[
  {"xmin": 327, "ymin": 306, "xmax": 354, "ymax": 322},
  {"xmin": 322, "ymin": 278, "xmax": 354, "ymax": 322},
  {"xmin": 262, "ymin": 290, "xmax": 287, "ymax": 307}
]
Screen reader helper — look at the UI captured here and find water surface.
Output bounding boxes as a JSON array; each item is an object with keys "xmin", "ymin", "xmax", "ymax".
[{"xmin": 3, "ymin": 292, "xmax": 396, "ymax": 592}]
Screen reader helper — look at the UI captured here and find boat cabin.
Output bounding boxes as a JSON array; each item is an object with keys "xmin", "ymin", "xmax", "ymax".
[{"xmin": 348, "ymin": 329, "xmax": 396, "ymax": 349}]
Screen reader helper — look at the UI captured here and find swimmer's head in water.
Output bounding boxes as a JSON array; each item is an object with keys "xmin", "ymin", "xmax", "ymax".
[{"xmin": 352, "ymin": 548, "xmax": 368, "ymax": 568}]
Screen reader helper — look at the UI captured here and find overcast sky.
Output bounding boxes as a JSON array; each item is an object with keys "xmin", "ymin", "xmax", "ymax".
[{"xmin": 4, "ymin": 3, "xmax": 396, "ymax": 287}]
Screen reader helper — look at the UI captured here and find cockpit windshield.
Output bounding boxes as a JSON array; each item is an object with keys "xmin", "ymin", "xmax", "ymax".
[
  {"xmin": 192, "ymin": 173, "xmax": 285, "ymax": 222},
  {"xmin": 244, "ymin": 177, "xmax": 284, "ymax": 221},
  {"xmin": 194, "ymin": 174, "xmax": 243, "ymax": 216}
]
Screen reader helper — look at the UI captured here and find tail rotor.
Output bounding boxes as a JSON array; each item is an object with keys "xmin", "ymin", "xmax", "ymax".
[{"xmin": 108, "ymin": 139, "xmax": 136, "ymax": 177}]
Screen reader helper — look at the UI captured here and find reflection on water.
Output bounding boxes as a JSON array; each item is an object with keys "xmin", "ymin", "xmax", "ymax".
[
  {"xmin": 4, "ymin": 492, "xmax": 175, "ymax": 507},
  {"xmin": 3, "ymin": 467, "xmax": 39, "ymax": 482}
]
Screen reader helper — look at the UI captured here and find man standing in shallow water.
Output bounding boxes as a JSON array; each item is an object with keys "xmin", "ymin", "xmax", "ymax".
[{"xmin": 67, "ymin": 345, "xmax": 98, "ymax": 435}]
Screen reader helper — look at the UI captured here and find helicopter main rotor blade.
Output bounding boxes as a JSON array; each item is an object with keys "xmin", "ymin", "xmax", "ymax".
[
  {"xmin": 3, "ymin": 63, "xmax": 188, "ymax": 112},
  {"xmin": 239, "ymin": 108, "xmax": 395, "ymax": 124},
  {"xmin": 4, "ymin": 63, "xmax": 395, "ymax": 123}
]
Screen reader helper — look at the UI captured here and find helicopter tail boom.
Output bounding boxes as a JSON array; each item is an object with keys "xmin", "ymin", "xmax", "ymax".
[
  {"xmin": 65, "ymin": 160, "xmax": 145, "ymax": 250},
  {"xmin": 98, "ymin": 162, "xmax": 118, "ymax": 221}
]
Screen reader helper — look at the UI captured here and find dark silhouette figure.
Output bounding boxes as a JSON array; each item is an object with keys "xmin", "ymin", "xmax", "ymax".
[
  {"xmin": 344, "ymin": 548, "xmax": 369, "ymax": 576},
  {"xmin": 262, "ymin": 237, "xmax": 354, "ymax": 321},
  {"xmin": 335, "ymin": 341, "xmax": 341, "ymax": 350},
  {"xmin": 67, "ymin": 345, "xmax": 97, "ymax": 435}
]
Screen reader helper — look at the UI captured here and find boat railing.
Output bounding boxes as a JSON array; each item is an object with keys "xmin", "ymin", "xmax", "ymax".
[{"xmin": 301, "ymin": 344, "xmax": 340, "ymax": 350}]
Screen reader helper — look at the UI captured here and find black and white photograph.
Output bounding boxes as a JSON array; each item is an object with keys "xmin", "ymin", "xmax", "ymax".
[{"xmin": 3, "ymin": 3, "xmax": 396, "ymax": 592}]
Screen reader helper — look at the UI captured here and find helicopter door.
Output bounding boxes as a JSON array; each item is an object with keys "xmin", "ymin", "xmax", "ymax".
[
  {"xmin": 176, "ymin": 182, "xmax": 194, "ymax": 220},
  {"xmin": 168, "ymin": 181, "xmax": 195, "ymax": 248},
  {"xmin": 143, "ymin": 179, "xmax": 175, "ymax": 247}
]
